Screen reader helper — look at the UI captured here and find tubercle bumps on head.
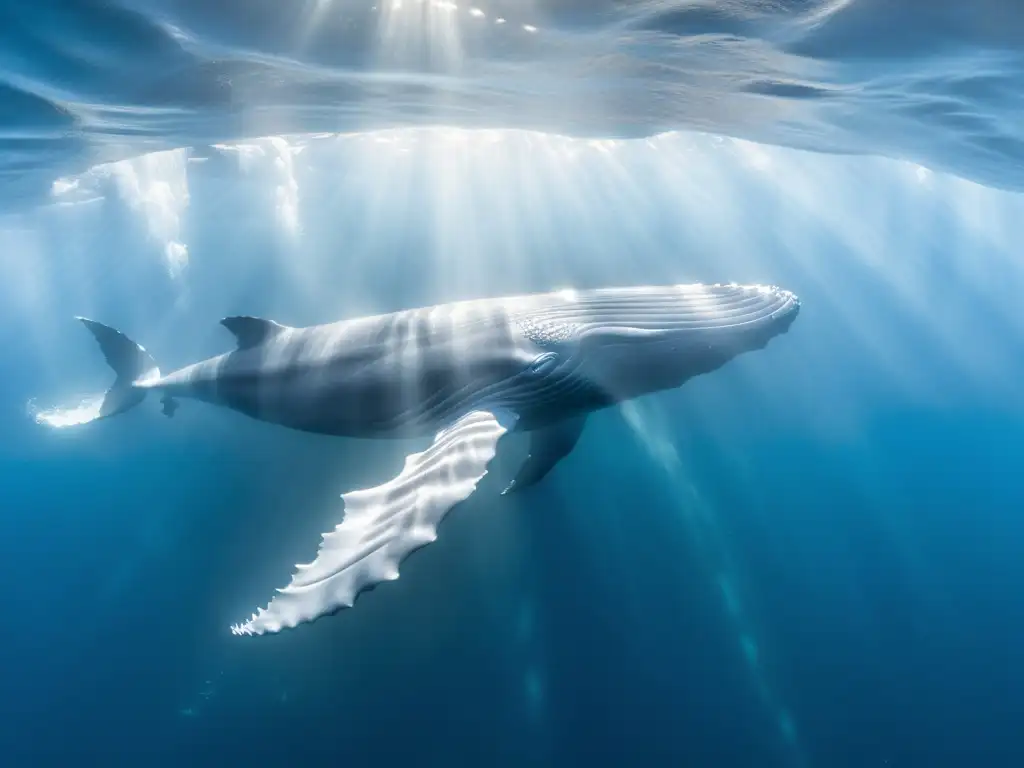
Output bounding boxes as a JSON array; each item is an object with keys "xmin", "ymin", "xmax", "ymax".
[{"xmin": 514, "ymin": 316, "xmax": 580, "ymax": 346}]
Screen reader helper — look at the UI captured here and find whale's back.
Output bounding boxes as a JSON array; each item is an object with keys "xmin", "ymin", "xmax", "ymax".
[{"xmin": 197, "ymin": 301, "xmax": 537, "ymax": 437}]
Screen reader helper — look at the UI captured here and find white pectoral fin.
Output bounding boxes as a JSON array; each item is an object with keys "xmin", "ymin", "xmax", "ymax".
[{"xmin": 230, "ymin": 408, "xmax": 519, "ymax": 637}]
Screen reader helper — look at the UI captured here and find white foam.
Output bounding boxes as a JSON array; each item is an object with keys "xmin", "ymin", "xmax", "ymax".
[{"xmin": 29, "ymin": 394, "xmax": 105, "ymax": 428}]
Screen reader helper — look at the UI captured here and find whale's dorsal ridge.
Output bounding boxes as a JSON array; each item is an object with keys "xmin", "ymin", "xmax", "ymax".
[{"xmin": 221, "ymin": 316, "xmax": 288, "ymax": 349}]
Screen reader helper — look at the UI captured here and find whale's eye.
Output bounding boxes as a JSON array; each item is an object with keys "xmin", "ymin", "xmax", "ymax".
[{"xmin": 529, "ymin": 352, "xmax": 560, "ymax": 375}]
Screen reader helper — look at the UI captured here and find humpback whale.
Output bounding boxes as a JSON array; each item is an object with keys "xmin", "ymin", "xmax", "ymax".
[{"xmin": 61, "ymin": 283, "xmax": 799, "ymax": 636}]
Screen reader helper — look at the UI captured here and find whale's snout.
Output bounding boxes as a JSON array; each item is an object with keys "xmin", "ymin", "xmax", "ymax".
[
  {"xmin": 579, "ymin": 282, "xmax": 801, "ymax": 340},
  {"xmin": 764, "ymin": 286, "xmax": 801, "ymax": 333},
  {"xmin": 515, "ymin": 282, "xmax": 801, "ymax": 347},
  {"xmin": 693, "ymin": 283, "xmax": 801, "ymax": 351}
]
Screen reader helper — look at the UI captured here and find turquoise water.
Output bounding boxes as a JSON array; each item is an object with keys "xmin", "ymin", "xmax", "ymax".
[{"xmin": 3, "ymin": 3, "xmax": 1024, "ymax": 766}]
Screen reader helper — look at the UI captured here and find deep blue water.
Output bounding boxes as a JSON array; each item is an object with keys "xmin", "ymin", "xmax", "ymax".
[{"xmin": 3, "ymin": 2, "xmax": 1024, "ymax": 767}]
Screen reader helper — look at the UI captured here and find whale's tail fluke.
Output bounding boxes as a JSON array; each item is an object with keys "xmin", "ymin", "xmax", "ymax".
[{"xmin": 75, "ymin": 317, "xmax": 160, "ymax": 420}]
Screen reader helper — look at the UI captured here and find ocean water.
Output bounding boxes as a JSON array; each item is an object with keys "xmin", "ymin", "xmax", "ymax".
[{"xmin": 3, "ymin": 2, "xmax": 1024, "ymax": 766}]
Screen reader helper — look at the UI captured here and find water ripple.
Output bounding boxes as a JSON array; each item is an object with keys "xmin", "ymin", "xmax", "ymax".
[{"xmin": 0, "ymin": 0, "xmax": 1022, "ymax": 206}]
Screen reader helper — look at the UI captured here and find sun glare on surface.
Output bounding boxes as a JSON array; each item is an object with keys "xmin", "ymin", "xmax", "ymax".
[{"xmin": 373, "ymin": 0, "xmax": 543, "ymax": 71}]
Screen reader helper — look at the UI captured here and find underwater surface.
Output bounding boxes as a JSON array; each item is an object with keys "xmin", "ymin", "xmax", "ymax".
[{"xmin": 3, "ymin": 1, "xmax": 1024, "ymax": 766}]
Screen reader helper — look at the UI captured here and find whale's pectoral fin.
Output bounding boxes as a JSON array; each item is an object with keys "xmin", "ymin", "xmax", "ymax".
[
  {"xmin": 502, "ymin": 414, "xmax": 586, "ymax": 495},
  {"xmin": 230, "ymin": 408, "xmax": 519, "ymax": 637},
  {"xmin": 160, "ymin": 394, "xmax": 178, "ymax": 418}
]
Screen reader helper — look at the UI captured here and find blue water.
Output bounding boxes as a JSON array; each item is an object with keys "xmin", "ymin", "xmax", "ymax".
[{"xmin": 3, "ymin": 2, "xmax": 1024, "ymax": 766}]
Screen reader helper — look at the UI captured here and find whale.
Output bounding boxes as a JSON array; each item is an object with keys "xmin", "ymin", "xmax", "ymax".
[{"xmin": 59, "ymin": 283, "xmax": 800, "ymax": 636}]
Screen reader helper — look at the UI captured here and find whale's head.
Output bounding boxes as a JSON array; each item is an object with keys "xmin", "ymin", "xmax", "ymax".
[{"xmin": 510, "ymin": 283, "xmax": 800, "ymax": 410}]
